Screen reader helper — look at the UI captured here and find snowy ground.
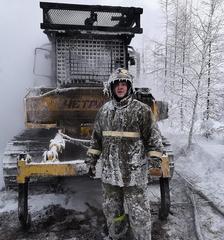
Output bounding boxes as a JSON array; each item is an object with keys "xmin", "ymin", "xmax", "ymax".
[
  {"xmin": 167, "ymin": 132, "xmax": 224, "ymax": 240},
  {"xmin": 0, "ymin": 132, "xmax": 224, "ymax": 239},
  {"xmin": 0, "ymin": 173, "xmax": 198, "ymax": 240},
  {"xmin": 171, "ymin": 135, "xmax": 224, "ymax": 214}
]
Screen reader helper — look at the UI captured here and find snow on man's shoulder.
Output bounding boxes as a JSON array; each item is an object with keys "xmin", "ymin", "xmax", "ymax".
[
  {"xmin": 133, "ymin": 98, "xmax": 151, "ymax": 111},
  {"xmin": 101, "ymin": 100, "xmax": 114, "ymax": 110}
]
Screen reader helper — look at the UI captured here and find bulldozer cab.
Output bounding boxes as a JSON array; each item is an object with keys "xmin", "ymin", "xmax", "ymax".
[
  {"xmin": 39, "ymin": 2, "xmax": 142, "ymax": 88},
  {"xmin": 25, "ymin": 2, "xmax": 143, "ymax": 133}
]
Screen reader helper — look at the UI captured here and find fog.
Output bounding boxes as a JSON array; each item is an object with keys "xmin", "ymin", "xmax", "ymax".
[{"xmin": 0, "ymin": 0, "xmax": 163, "ymax": 152}]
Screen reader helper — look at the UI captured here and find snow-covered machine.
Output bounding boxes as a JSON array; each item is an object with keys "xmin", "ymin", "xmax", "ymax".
[{"xmin": 2, "ymin": 2, "xmax": 174, "ymax": 227}]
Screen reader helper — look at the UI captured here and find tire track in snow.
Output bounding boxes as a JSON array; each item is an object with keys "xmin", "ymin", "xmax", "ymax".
[{"xmin": 175, "ymin": 170, "xmax": 224, "ymax": 240}]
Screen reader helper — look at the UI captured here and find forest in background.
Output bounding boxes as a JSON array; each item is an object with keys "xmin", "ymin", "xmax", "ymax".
[{"xmin": 143, "ymin": 0, "xmax": 224, "ymax": 148}]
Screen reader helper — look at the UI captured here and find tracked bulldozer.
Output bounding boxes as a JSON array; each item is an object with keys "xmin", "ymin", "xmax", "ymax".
[{"xmin": 2, "ymin": 2, "xmax": 174, "ymax": 227}]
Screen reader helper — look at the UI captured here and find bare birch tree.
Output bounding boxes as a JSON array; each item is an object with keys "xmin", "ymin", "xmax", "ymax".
[
  {"xmin": 187, "ymin": 0, "xmax": 224, "ymax": 147},
  {"xmin": 143, "ymin": 0, "xmax": 224, "ymax": 144}
]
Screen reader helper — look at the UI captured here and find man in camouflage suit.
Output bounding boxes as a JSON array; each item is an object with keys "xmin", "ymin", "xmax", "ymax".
[{"xmin": 86, "ymin": 68, "xmax": 163, "ymax": 240}]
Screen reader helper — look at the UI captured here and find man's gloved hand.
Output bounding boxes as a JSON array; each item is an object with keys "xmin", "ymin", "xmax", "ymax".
[
  {"xmin": 149, "ymin": 156, "xmax": 162, "ymax": 168},
  {"xmin": 88, "ymin": 163, "xmax": 96, "ymax": 178},
  {"xmin": 85, "ymin": 156, "xmax": 98, "ymax": 178}
]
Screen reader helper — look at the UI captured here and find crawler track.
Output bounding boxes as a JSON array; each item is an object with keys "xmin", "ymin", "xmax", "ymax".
[{"xmin": 2, "ymin": 128, "xmax": 88, "ymax": 188}]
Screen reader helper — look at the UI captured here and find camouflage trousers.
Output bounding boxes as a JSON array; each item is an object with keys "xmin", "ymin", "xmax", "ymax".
[{"xmin": 102, "ymin": 183, "xmax": 151, "ymax": 240}]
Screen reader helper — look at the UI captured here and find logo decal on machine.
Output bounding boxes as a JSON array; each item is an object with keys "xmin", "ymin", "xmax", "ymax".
[{"xmin": 63, "ymin": 98, "xmax": 105, "ymax": 110}]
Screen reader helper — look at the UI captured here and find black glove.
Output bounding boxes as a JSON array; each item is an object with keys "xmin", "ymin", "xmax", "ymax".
[
  {"xmin": 88, "ymin": 164, "xmax": 96, "ymax": 178},
  {"xmin": 149, "ymin": 156, "xmax": 162, "ymax": 168},
  {"xmin": 85, "ymin": 156, "xmax": 97, "ymax": 178}
]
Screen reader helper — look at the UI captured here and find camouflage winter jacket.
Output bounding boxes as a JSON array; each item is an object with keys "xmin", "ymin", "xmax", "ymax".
[{"xmin": 87, "ymin": 95, "xmax": 163, "ymax": 187}]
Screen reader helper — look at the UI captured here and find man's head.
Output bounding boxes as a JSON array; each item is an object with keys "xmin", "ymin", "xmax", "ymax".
[{"xmin": 107, "ymin": 68, "xmax": 133, "ymax": 101}]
